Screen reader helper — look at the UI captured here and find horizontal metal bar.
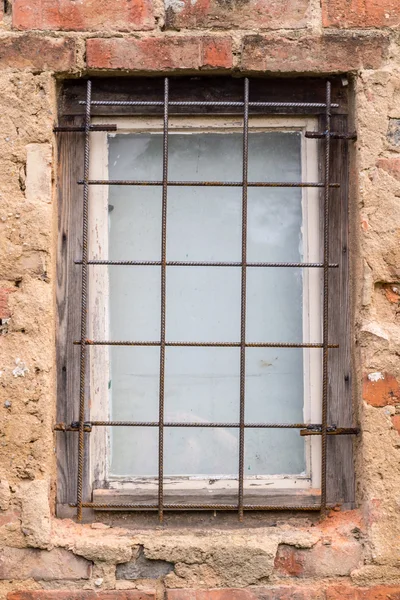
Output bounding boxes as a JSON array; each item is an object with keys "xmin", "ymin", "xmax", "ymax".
[
  {"xmin": 54, "ymin": 125, "xmax": 117, "ymax": 133},
  {"xmin": 55, "ymin": 421, "xmax": 358, "ymax": 433},
  {"xmin": 74, "ymin": 340, "xmax": 339, "ymax": 348},
  {"xmin": 305, "ymin": 131, "xmax": 357, "ymax": 141},
  {"xmin": 55, "ymin": 421, "xmax": 317, "ymax": 430},
  {"xmin": 79, "ymin": 100, "xmax": 339, "ymax": 109},
  {"xmin": 78, "ymin": 179, "xmax": 340, "ymax": 188},
  {"xmin": 72, "ymin": 502, "xmax": 323, "ymax": 511},
  {"xmin": 75, "ymin": 260, "xmax": 339, "ymax": 268}
]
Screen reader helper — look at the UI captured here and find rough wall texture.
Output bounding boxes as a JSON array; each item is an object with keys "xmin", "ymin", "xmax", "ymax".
[{"xmin": 0, "ymin": 0, "xmax": 400, "ymax": 599}]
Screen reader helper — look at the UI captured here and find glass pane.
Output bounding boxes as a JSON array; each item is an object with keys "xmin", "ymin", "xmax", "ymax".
[
  {"xmin": 248, "ymin": 132, "xmax": 302, "ymax": 263},
  {"xmin": 108, "ymin": 134, "xmax": 162, "ymax": 262},
  {"xmin": 246, "ymin": 268, "xmax": 303, "ymax": 344},
  {"xmin": 165, "ymin": 347, "xmax": 240, "ymax": 423},
  {"xmin": 166, "ymin": 267, "xmax": 241, "ymax": 343},
  {"xmin": 110, "ymin": 347, "xmax": 159, "ymax": 422},
  {"xmin": 164, "ymin": 428, "xmax": 239, "ymax": 477},
  {"xmin": 109, "ymin": 266, "xmax": 161, "ymax": 341},
  {"xmin": 111, "ymin": 427, "xmax": 158, "ymax": 477},
  {"xmin": 245, "ymin": 348, "xmax": 304, "ymax": 424},
  {"xmin": 107, "ymin": 128, "xmax": 306, "ymax": 479},
  {"xmin": 244, "ymin": 429, "xmax": 306, "ymax": 476}
]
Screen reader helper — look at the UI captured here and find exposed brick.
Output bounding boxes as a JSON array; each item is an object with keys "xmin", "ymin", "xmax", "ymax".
[
  {"xmin": 363, "ymin": 372, "xmax": 400, "ymax": 407},
  {"xmin": 392, "ymin": 414, "xmax": 400, "ymax": 435},
  {"xmin": 0, "ymin": 547, "xmax": 91, "ymax": 581},
  {"xmin": 274, "ymin": 540, "xmax": 362, "ymax": 578},
  {"xmin": 166, "ymin": 589, "xmax": 324, "ymax": 600},
  {"xmin": 86, "ymin": 36, "xmax": 233, "ymax": 71},
  {"xmin": 8, "ymin": 593, "xmax": 155, "ymax": 600},
  {"xmin": 382, "ymin": 284, "xmax": 400, "ymax": 304},
  {"xmin": 0, "ymin": 288, "xmax": 15, "ymax": 320},
  {"xmin": 326, "ymin": 585, "xmax": 400, "ymax": 599},
  {"xmin": 0, "ymin": 35, "xmax": 76, "ymax": 71},
  {"xmin": 377, "ymin": 158, "xmax": 400, "ymax": 181},
  {"xmin": 12, "ymin": 0, "xmax": 154, "ymax": 32},
  {"xmin": 165, "ymin": 0, "xmax": 309, "ymax": 30},
  {"xmin": 322, "ymin": 0, "xmax": 400, "ymax": 29},
  {"xmin": 241, "ymin": 34, "xmax": 389, "ymax": 73}
]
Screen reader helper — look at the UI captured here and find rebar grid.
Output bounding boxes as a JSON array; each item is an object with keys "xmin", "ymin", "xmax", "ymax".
[{"xmin": 58, "ymin": 77, "xmax": 359, "ymax": 521}]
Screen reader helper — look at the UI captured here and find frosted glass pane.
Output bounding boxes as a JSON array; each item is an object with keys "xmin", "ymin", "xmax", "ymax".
[
  {"xmin": 165, "ymin": 347, "xmax": 240, "ymax": 423},
  {"xmin": 108, "ymin": 134, "xmax": 162, "ymax": 261},
  {"xmin": 109, "ymin": 266, "xmax": 160, "ymax": 340},
  {"xmin": 244, "ymin": 429, "xmax": 306, "ymax": 475},
  {"xmin": 112, "ymin": 427, "xmax": 158, "ymax": 477},
  {"xmin": 164, "ymin": 428, "xmax": 239, "ymax": 476},
  {"xmin": 110, "ymin": 347, "xmax": 159, "ymax": 422},
  {"xmin": 166, "ymin": 267, "xmax": 241, "ymax": 343},
  {"xmin": 246, "ymin": 268, "xmax": 303, "ymax": 343},
  {"xmin": 247, "ymin": 132, "xmax": 302, "ymax": 263},
  {"xmin": 245, "ymin": 348, "xmax": 304, "ymax": 423},
  {"xmin": 107, "ymin": 128, "xmax": 307, "ymax": 479}
]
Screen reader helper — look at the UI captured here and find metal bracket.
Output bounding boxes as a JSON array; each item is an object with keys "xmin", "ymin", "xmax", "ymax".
[
  {"xmin": 53, "ymin": 125, "xmax": 117, "ymax": 133},
  {"xmin": 54, "ymin": 421, "xmax": 92, "ymax": 432},
  {"xmin": 305, "ymin": 131, "xmax": 357, "ymax": 141},
  {"xmin": 300, "ymin": 424, "xmax": 359, "ymax": 436}
]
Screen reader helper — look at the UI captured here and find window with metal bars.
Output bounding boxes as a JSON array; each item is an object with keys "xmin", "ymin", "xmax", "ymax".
[{"xmin": 55, "ymin": 76, "xmax": 358, "ymax": 522}]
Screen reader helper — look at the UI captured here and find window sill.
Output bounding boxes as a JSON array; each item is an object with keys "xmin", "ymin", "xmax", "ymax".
[{"xmin": 90, "ymin": 488, "xmax": 322, "ymax": 511}]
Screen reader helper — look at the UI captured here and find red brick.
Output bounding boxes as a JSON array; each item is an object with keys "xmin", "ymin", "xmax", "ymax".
[
  {"xmin": 8, "ymin": 593, "xmax": 155, "ymax": 600},
  {"xmin": 363, "ymin": 372, "xmax": 400, "ymax": 407},
  {"xmin": 377, "ymin": 158, "xmax": 400, "ymax": 181},
  {"xmin": 165, "ymin": 0, "xmax": 309, "ymax": 30},
  {"xmin": 86, "ymin": 36, "xmax": 233, "ymax": 71},
  {"xmin": 0, "ymin": 547, "xmax": 91, "ymax": 581},
  {"xmin": 322, "ymin": 0, "xmax": 400, "ymax": 28},
  {"xmin": 240, "ymin": 34, "xmax": 389, "ymax": 73},
  {"xmin": 12, "ymin": 0, "xmax": 154, "ymax": 32},
  {"xmin": 166, "ymin": 589, "xmax": 324, "ymax": 600},
  {"xmin": 0, "ymin": 288, "xmax": 15, "ymax": 320},
  {"xmin": 274, "ymin": 541, "xmax": 362, "ymax": 578},
  {"xmin": 326, "ymin": 585, "xmax": 400, "ymax": 599},
  {"xmin": 0, "ymin": 35, "xmax": 76, "ymax": 71},
  {"xmin": 382, "ymin": 283, "xmax": 400, "ymax": 303},
  {"xmin": 392, "ymin": 414, "xmax": 400, "ymax": 434}
]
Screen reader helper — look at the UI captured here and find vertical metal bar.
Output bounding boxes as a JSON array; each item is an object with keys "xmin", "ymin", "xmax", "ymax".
[
  {"xmin": 238, "ymin": 78, "xmax": 249, "ymax": 521},
  {"xmin": 321, "ymin": 80, "xmax": 331, "ymax": 515},
  {"xmin": 77, "ymin": 80, "xmax": 92, "ymax": 522},
  {"xmin": 158, "ymin": 77, "xmax": 169, "ymax": 522}
]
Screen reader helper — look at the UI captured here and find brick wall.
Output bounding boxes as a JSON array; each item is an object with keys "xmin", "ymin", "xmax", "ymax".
[{"xmin": 1, "ymin": 0, "xmax": 400, "ymax": 599}]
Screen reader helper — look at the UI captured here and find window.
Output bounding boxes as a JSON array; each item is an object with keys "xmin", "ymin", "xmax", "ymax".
[{"xmin": 55, "ymin": 77, "xmax": 356, "ymax": 521}]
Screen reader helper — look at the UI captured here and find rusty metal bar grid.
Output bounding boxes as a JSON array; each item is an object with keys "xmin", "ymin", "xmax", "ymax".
[{"xmin": 65, "ymin": 77, "xmax": 357, "ymax": 520}]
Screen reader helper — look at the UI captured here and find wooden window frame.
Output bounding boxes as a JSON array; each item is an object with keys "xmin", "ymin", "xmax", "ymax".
[{"xmin": 55, "ymin": 76, "xmax": 354, "ymax": 518}]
